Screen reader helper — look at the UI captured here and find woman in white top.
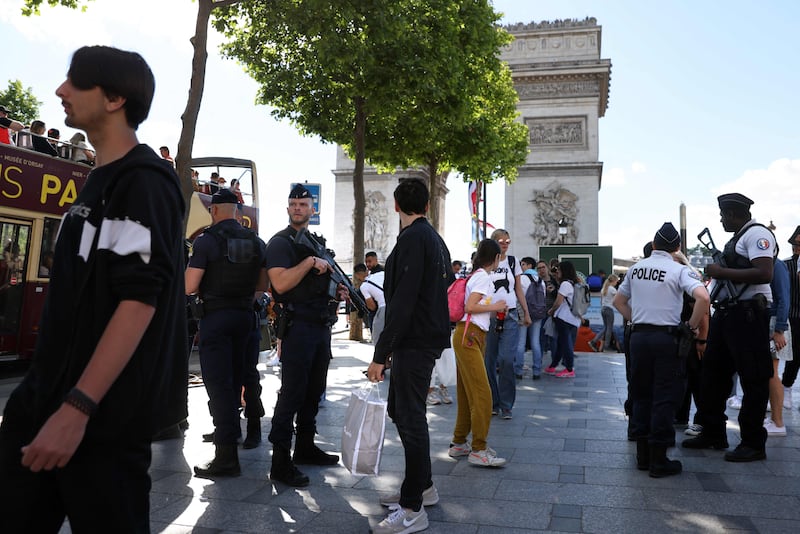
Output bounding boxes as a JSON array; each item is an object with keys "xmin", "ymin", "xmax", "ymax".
[
  {"xmin": 545, "ymin": 260, "xmax": 582, "ymax": 378},
  {"xmin": 69, "ymin": 132, "xmax": 95, "ymax": 165},
  {"xmin": 449, "ymin": 239, "xmax": 509, "ymax": 467},
  {"xmin": 590, "ymin": 274, "xmax": 620, "ymax": 352}
]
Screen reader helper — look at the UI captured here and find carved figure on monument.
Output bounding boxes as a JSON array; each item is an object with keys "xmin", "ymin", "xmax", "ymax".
[
  {"xmin": 529, "ymin": 182, "xmax": 578, "ymax": 244},
  {"xmin": 363, "ymin": 190, "xmax": 389, "ymax": 255}
]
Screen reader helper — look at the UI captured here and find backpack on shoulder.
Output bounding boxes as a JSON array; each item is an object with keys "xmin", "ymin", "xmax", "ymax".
[
  {"xmin": 568, "ymin": 280, "xmax": 591, "ymax": 317},
  {"xmin": 447, "ymin": 276, "xmax": 470, "ymax": 322},
  {"xmin": 524, "ymin": 274, "xmax": 547, "ymax": 320}
]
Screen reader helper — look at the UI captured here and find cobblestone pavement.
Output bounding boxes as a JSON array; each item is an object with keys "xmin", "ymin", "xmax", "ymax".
[{"xmin": 3, "ymin": 332, "xmax": 800, "ymax": 533}]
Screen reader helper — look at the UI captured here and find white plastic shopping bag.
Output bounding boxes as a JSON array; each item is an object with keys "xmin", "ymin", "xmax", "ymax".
[{"xmin": 341, "ymin": 383, "xmax": 387, "ymax": 476}]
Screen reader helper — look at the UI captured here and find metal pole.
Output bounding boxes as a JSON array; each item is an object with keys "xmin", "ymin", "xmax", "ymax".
[
  {"xmin": 482, "ymin": 181, "xmax": 487, "ymax": 240},
  {"xmin": 679, "ymin": 203, "xmax": 687, "ymax": 255}
]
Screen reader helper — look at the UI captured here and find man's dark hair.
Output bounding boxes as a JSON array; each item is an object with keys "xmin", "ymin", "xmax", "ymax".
[
  {"xmin": 365, "ymin": 251, "xmax": 378, "ymax": 259},
  {"xmin": 353, "ymin": 263, "xmax": 368, "ymax": 273},
  {"xmin": 521, "ymin": 256, "xmax": 536, "ymax": 266},
  {"xmin": 67, "ymin": 46, "xmax": 155, "ymax": 130},
  {"xmin": 160, "ymin": 146, "xmax": 169, "ymax": 153},
  {"xmin": 393, "ymin": 178, "xmax": 428, "ymax": 215},
  {"xmin": 473, "ymin": 239, "xmax": 501, "ymax": 270},
  {"xmin": 452, "ymin": 260, "xmax": 463, "ymax": 268}
]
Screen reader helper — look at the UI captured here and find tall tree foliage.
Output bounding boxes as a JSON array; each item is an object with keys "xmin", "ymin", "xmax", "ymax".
[
  {"xmin": 0, "ymin": 80, "xmax": 42, "ymax": 125},
  {"xmin": 215, "ymin": 0, "xmax": 526, "ymax": 251}
]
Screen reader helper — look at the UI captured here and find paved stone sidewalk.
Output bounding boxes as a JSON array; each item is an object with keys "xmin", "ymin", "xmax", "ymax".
[{"xmin": 3, "ymin": 335, "xmax": 800, "ymax": 533}]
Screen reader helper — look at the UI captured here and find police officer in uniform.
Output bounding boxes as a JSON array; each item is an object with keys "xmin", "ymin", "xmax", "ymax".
[
  {"xmin": 186, "ymin": 189, "xmax": 268, "ymax": 477},
  {"xmin": 683, "ymin": 193, "xmax": 776, "ymax": 462},
  {"xmin": 266, "ymin": 184, "xmax": 343, "ymax": 487},
  {"xmin": 614, "ymin": 223, "xmax": 709, "ymax": 477}
]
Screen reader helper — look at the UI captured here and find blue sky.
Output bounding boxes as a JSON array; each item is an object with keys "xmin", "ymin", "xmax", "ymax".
[{"xmin": 2, "ymin": 0, "xmax": 798, "ymax": 261}]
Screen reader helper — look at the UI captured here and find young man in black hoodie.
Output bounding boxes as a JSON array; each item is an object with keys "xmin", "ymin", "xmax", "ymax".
[
  {"xmin": 0, "ymin": 46, "xmax": 187, "ymax": 532},
  {"xmin": 368, "ymin": 178, "xmax": 453, "ymax": 534}
]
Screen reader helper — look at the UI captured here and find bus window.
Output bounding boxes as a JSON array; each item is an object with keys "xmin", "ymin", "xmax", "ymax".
[
  {"xmin": 0, "ymin": 221, "xmax": 31, "ymax": 335},
  {"xmin": 38, "ymin": 218, "xmax": 60, "ymax": 278}
]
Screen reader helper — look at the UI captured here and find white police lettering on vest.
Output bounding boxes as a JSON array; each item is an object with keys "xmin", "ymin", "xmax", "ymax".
[{"xmin": 629, "ymin": 267, "xmax": 667, "ymax": 282}]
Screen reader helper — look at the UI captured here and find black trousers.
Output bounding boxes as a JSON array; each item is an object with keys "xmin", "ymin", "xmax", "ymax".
[
  {"xmin": 700, "ymin": 304, "xmax": 772, "ymax": 449},
  {"xmin": 268, "ymin": 320, "xmax": 331, "ymax": 449},
  {"xmin": 243, "ymin": 311, "xmax": 265, "ymax": 419},
  {"xmin": 199, "ymin": 308, "xmax": 252, "ymax": 445},
  {"xmin": 629, "ymin": 330, "xmax": 683, "ymax": 446},
  {"xmin": 676, "ymin": 345, "xmax": 703, "ymax": 425},
  {"xmin": 0, "ymin": 380, "xmax": 151, "ymax": 533},
  {"xmin": 781, "ymin": 316, "xmax": 800, "ymax": 388},
  {"xmin": 387, "ymin": 347, "xmax": 437, "ymax": 512}
]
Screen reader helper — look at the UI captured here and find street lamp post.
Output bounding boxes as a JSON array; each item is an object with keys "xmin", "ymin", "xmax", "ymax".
[{"xmin": 558, "ymin": 218, "xmax": 568, "ymax": 244}]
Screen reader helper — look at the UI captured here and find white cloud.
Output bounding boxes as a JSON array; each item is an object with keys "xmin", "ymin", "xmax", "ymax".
[
  {"xmin": 631, "ymin": 161, "xmax": 646, "ymax": 173},
  {"xmin": 603, "ymin": 167, "xmax": 626, "ymax": 186}
]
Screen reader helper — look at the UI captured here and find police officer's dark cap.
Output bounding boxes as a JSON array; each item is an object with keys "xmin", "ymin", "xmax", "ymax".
[
  {"xmin": 653, "ymin": 222, "xmax": 680, "ymax": 250},
  {"xmin": 211, "ymin": 189, "xmax": 240, "ymax": 205},
  {"xmin": 289, "ymin": 183, "xmax": 312, "ymax": 199},
  {"xmin": 789, "ymin": 225, "xmax": 800, "ymax": 245},
  {"xmin": 717, "ymin": 193, "xmax": 754, "ymax": 210}
]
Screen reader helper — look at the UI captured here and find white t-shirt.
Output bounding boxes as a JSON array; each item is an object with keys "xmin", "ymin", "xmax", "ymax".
[
  {"xmin": 488, "ymin": 256, "xmax": 518, "ymax": 309},
  {"xmin": 555, "ymin": 281, "xmax": 581, "ymax": 327},
  {"xmin": 601, "ymin": 285, "xmax": 617, "ymax": 308},
  {"xmin": 360, "ymin": 271, "xmax": 385, "ymax": 308},
  {"xmin": 709, "ymin": 220, "xmax": 776, "ymax": 302},
  {"xmin": 462, "ymin": 268, "xmax": 494, "ymax": 331}
]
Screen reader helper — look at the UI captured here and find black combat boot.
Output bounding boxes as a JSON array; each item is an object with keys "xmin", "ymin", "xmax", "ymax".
[
  {"xmin": 649, "ymin": 445, "xmax": 682, "ymax": 478},
  {"xmin": 194, "ymin": 444, "xmax": 241, "ymax": 478},
  {"xmin": 635, "ymin": 440, "xmax": 650, "ymax": 471},
  {"xmin": 292, "ymin": 432, "xmax": 340, "ymax": 466},
  {"xmin": 242, "ymin": 418, "xmax": 262, "ymax": 449},
  {"xmin": 270, "ymin": 445, "xmax": 310, "ymax": 487}
]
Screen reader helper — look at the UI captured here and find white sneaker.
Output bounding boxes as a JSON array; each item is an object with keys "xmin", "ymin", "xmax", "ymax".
[
  {"xmin": 764, "ymin": 419, "xmax": 787, "ymax": 436},
  {"xmin": 425, "ymin": 391, "xmax": 441, "ymax": 406},
  {"xmin": 438, "ymin": 386, "xmax": 453, "ymax": 404},
  {"xmin": 785, "ymin": 387, "xmax": 793, "ymax": 410},
  {"xmin": 685, "ymin": 423, "xmax": 703, "ymax": 436},
  {"xmin": 372, "ymin": 506, "xmax": 428, "ymax": 534},
  {"xmin": 448, "ymin": 442, "xmax": 471, "ymax": 458},
  {"xmin": 727, "ymin": 396, "xmax": 742, "ymax": 410},
  {"xmin": 468, "ymin": 447, "xmax": 507, "ymax": 467},
  {"xmin": 380, "ymin": 484, "xmax": 439, "ymax": 508}
]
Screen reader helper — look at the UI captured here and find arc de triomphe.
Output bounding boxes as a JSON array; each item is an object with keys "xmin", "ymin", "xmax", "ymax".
[{"xmin": 331, "ymin": 17, "xmax": 611, "ymax": 268}]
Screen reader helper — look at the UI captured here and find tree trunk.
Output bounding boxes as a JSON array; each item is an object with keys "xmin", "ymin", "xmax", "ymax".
[
  {"xmin": 349, "ymin": 96, "xmax": 367, "ymax": 341},
  {"xmin": 175, "ymin": 0, "xmax": 213, "ymax": 229}
]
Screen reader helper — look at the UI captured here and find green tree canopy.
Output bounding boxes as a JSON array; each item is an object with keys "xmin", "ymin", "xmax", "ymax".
[{"xmin": 0, "ymin": 80, "xmax": 42, "ymax": 125}]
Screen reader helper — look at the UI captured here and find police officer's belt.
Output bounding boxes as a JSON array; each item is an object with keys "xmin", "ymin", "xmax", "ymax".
[
  {"xmin": 630, "ymin": 324, "xmax": 678, "ymax": 334},
  {"xmin": 713, "ymin": 296, "xmax": 767, "ymax": 312},
  {"xmin": 203, "ymin": 296, "xmax": 253, "ymax": 313}
]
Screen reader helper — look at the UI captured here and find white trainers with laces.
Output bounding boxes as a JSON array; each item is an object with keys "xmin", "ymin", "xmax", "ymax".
[
  {"xmin": 727, "ymin": 395, "xmax": 742, "ymax": 410},
  {"xmin": 684, "ymin": 423, "xmax": 703, "ymax": 436},
  {"xmin": 380, "ymin": 484, "xmax": 439, "ymax": 508},
  {"xmin": 764, "ymin": 419, "xmax": 787, "ymax": 436},
  {"xmin": 372, "ymin": 506, "xmax": 428, "ymax": 534},
  {"xmin": 785, "ymin": 387, "xmax": 793, "ymax": 410},
  {"xmin": 438, "ymin": 385, "xmax": 453, "ymax": 404},
  {"xmin": 468, "ymin": 447, "xmax": 507, "ymax": 467},
  {"xmin": 448, "ymin": 442, "xmax": 471, "ymax": 458},
  {"xmin": 425, "ymin": 390, "xmax": 441, "ymax": 406}
]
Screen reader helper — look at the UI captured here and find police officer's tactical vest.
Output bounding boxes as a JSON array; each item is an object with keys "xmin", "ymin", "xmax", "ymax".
[
  {"xmin": 200, "ymin": 223, "xmax": 262, "ymax": 312},
  {"xmin": 270, "ymin": 227, "xmax": 331, "ymax": 306},
  {"xmin": 722, "ymin": 222, "xmax": 777, "ymax": 269}
]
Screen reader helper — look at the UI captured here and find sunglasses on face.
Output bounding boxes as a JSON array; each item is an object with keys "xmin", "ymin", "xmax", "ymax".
[{"xmin": 497, "ymin": 239, "xmax": 511, "ymax": 244}]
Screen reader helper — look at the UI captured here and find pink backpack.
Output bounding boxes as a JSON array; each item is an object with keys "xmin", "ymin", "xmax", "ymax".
[{"xmin": 447, "ymin": 275, "xmax": 471, "ymax": 322}]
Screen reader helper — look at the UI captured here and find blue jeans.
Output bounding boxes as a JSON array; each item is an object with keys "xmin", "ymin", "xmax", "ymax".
[
  {"xmin": 551, "ymin": 317, "xmax": 577, "ymax": 371},
  {"xmin": 517, "ymin": 319, "xmax": 543, "ymax": 376},
  {"xmin": 484, "ymin": 309, "xmax": 521, "ymax": 412}
]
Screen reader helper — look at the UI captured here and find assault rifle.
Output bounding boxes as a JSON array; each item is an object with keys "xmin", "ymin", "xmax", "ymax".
[
  {"xmin": 697, "ymin": 227, "xmax": 739, "ymax": 305},
  {"xmin": 293, "ymin": 227, "xmax": 369, "ymax": 317}
]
